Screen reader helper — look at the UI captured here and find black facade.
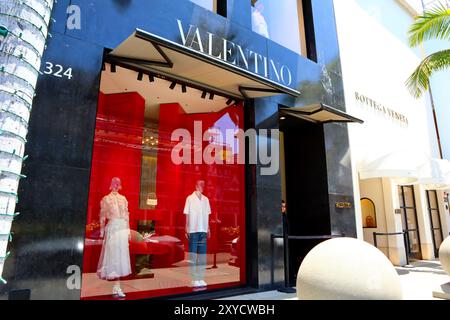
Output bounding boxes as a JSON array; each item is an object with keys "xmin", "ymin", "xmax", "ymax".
[{"xmin": 2, "ymin": 0, "xmax": 356, "ymax": 300}]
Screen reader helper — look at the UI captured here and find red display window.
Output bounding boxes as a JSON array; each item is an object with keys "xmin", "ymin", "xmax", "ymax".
[{"xmin": 81, "ymin": 67, "xmax": 246, "ymax": 299}]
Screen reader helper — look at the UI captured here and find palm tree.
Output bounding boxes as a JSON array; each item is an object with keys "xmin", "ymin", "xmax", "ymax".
[
  {"xmin": 0, "ymin": 0, "xmax": 54, "ymax": 284},
  {"xmin": 406, "ymin": 1, "xmax": 450, "ymax": 98}
]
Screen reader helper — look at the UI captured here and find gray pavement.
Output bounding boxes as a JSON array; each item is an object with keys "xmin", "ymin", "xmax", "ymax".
[{"xmin": 220, "ymin": 260, "xmax": 450, "ymax": 300}]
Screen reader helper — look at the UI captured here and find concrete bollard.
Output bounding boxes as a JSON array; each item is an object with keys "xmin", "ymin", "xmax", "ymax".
[
  {"xmin": 297, "ymin": 238, "xmax": 403, "ymax": 300},
  {"xmin": 439, "ymin": 237, "xmax": 450, "ymax": 276}
]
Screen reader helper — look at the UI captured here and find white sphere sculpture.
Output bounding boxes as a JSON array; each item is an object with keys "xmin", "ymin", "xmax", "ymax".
[
  {"xmin": 297, "ymin": 238, "xmax": 403, "ymax": 300},
  {"xmin": 439, "ymin": 237, "xmax": 450, "ymax": 276}
]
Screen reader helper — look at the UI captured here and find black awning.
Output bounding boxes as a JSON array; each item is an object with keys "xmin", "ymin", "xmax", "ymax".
[
  {"xmin": 280, "ymin": 103, "xmax": 364, "ymax": 124},
  {"xmin": 107, "ymin": 29, "xmax": 301, "ymax": 100}
]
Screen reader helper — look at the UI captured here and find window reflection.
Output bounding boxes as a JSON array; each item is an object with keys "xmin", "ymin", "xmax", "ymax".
[
  {"xmin": 190, "ymin": 0, "xmax": 217, "ymax": 12},
  {"xmin": 251, "ymin": 0, "xmax": 305, "ymax": 55}
]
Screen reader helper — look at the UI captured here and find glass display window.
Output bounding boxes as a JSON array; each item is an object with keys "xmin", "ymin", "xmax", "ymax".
[
  {"xmin": 190, "ymin": 0, "xmax": 217, "ymax": 12},
  {"xmin": 251, "ymin": 0, "xmax": 307, "ymax": 55},
  {"xmin": 81, "ymin": 65, "xmax": 246, "ymax": 300}
]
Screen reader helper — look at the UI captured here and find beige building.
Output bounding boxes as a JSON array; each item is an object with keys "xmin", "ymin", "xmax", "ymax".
[{"xmin": 334, "ymin": 0, "xmax": 450, "ymax": 265}]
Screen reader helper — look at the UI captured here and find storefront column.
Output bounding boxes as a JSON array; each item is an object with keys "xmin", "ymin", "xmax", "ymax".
[
  {"xmin": 437, "ymin": 191, "xmax": 450, "ymax": 239},
  {"xmin": 413, "ymin": 185, "xmax": 435, "ymax": 260},
  {"xmin": 381, "ymin": 178, "xmax": 407, "ymax": 266}
]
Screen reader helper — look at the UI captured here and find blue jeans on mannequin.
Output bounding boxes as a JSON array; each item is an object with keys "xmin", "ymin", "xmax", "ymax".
[{"xmin": 188, "ymin": 232, "xmax": 207, "ymax": 282}]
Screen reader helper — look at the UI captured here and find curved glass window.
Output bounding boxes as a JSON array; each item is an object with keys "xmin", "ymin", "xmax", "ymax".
[{"xmin": 361, "ymin": 198, "xmax": 377, "ymax": 228}]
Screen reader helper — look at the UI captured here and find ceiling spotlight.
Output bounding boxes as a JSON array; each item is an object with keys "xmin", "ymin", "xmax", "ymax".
[
  {"xmin": 209, "ymin": 93, "xmax": 214, "ymax": 100},
  {"xmin": 137, "ymin": 72, "xmax": 143, "ymax": 81},
  {"xmin": 226, "ymin": 98, "xmax": 233, "ymax": 105},
  {"xmin": 148, "ymin": 74, "xmax": 155, "ymax": 82},
  {"xmin": 182, "ymin": 84, "xmax": 187, "ymax": 93},
  {"xmin": 170, "ymin": 82, "xmax": 177, "ymax": 90},
  {"xmin": 280, "ymin": 116, "xmax": 286, "ymax": 120},
  {"xmin": 110, "ymin": 64, "xmax": 116, "ymax": 73},
  {"xmin": 201, "ymin": 91, "xmax": 207, "ymax": 99}
]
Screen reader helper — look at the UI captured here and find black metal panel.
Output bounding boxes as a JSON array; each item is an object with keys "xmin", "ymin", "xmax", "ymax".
[{"xmin": 1, "ymin": 33, "xmax": 103, "ymax": 299}]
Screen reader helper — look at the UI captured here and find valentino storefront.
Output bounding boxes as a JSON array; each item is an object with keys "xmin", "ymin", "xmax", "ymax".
[{"xmin": 1, "ymin": 0, "xmax": 361, "ymax": 300}]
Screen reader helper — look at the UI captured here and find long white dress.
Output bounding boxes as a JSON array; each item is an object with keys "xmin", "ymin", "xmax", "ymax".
[{"xmin": 97, "ymin": 192, "xmax": 132, "ymax": 280}]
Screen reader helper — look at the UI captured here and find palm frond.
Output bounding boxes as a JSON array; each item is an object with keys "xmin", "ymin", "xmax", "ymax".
[
  {"xmin": 406, "ymin": 49, "xmax": 450, "ymax": 98},
  {"xmin": 408, "ymin": 2, "xmax": 450, "ymax": 47}
]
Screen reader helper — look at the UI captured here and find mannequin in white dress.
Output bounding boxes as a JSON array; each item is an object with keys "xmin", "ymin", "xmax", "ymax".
[{"xmin": 97, "ymin": 177, "xmax": 132, "ymax": 298}]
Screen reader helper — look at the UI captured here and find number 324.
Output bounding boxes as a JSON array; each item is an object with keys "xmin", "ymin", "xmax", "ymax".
[{"xmin": 43, "ymin": 62, "xmax": 73, "ymax": 80}]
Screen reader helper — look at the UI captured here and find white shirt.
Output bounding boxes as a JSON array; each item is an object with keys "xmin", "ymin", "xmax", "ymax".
[
  {"xmin": 100, "ymin": 192, "xmax": 129, "ymax": 221},
  {"xmin": 183, "ymin": 192, "xmax": 211, "ymax": 233}
]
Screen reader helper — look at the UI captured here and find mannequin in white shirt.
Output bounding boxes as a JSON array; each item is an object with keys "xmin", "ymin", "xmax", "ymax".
[{"xmin": 184, "ymin": 180, "xmax": 211, "ymax": 289}]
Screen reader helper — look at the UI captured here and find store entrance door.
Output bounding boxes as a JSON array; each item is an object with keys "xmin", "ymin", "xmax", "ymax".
[
  {"xmin": 279, "ymin": 104, "xmax": 362, "ymax": 286},
  {"xmin": 426, "ymin": 190, "xmax": 444, "ymax": 257},
  {"xmin": 398, "ymin": 186, "xmax": 422, "ymax": 261},
  {"xmin": 280, "ymin": 116, "xmax": 331, "ymax": 287}
]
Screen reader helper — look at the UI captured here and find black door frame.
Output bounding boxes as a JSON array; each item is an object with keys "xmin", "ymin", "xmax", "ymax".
[
  {"xmin": 426, "ymin": 190, "xmax": 444, "ymax": 257},
  {"xmin": 399, "ymin": 185, "xmax": 422, "ymax": 260}
]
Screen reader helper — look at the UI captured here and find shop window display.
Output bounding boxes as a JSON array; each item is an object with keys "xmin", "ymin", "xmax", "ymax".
[
  {"xmin": 251, "ymin": 0, "xmax": 306, "ymax": 55},
  {"xmin": 361, "ymin": 198, "xmax": 377, "ymax": 228},
  {"xmin": 81, "ymin": 66, "xmax": 246, "ymax": 299}
]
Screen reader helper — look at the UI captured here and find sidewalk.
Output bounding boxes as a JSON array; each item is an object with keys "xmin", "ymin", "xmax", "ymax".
[
  {"xmin": 396, "ymin": 260, "xmax": 449, "ymax": 300},
  {"xmin": 220, "ymin": 260, "xmax": 450, "ymax": 300}
]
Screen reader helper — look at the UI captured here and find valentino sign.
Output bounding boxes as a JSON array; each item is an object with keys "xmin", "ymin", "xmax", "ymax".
[{"xmin": 176, "ymin": 19, "xmax": 293, "ymax": 87}]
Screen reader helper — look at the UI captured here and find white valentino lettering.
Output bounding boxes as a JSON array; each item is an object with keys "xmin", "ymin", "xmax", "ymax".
[{"xmin": 176, "ymin": 19, "xmax": 293, "ymax": 87}]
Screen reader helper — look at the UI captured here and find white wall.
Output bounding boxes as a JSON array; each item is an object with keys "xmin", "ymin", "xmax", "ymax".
[
  {"xmin": 334, "ymin": 0, "xmax": 442, "ymax": 261},
  {"xmin": 360, "ymin": 179, "xmax": 388, "ymax": 251},
  {"xmin": 334, "ymin": 0, "xmax": 434, "ymax": 168}
]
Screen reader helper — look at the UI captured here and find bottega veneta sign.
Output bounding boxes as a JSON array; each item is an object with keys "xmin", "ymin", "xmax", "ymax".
[
  {"xmin": 176, "ymin": 19, "xmax": 293, "ymax": 87},
  {"xmin": 355, "ymin": 92, "xmax": 409, "ymax": 127}
]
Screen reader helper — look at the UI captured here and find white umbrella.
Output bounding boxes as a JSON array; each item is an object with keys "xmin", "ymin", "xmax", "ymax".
[
  {"xmin": 359, "ymin": 149, "xmax": 429, "ymax": 184},
  {"xmin": 416, "ymin": 158, "xmax": 450, "ymax": 190}
]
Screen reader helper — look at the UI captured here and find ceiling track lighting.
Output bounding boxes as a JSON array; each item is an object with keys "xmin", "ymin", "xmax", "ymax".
[
  {"xmin": 110, "ymin": 64, "xmax": 117, "ymax": 73},
  {"xmin": 182, "ymin": 85, "xmax": 187, "ymax": 93},
  {"xmin": 169, "ymin": 82, "xmax": 177, "ymax": 90},
  {"xmin": 209, "ymin": 93, "xmax": 214, "ymax": 100},
  {"xmin": 137, "ymin": 72, "xmax": 143, "ymax": 81},
  {"xmin": 148, "ymin": 74, "xmax": 155, "ymax": 82},
  {"xmin": 201, "ymin": 91, "xmax": 207, "ymax": 99}
]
